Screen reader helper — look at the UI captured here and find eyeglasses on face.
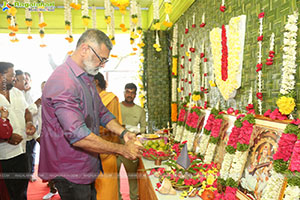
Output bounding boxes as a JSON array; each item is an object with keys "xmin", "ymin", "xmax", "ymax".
[{"xmin": 88, "ymin": 45, "xmax": 109, "ymax": 65}]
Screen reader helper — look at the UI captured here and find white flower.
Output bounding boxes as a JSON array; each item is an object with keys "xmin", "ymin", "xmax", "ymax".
[
  {"xmin": 283, "ymin": 185, "xmax": 300, "ymax": 200},
  {"xmin": 204, "ymin": 143, "xmax": 217, "ymax": 163},
  {"xmin": 220, "ymin": 153, "xmax": 235, "ymax": 180},
  {"xmin": 198, "ymin": 134, "xmax": 210, "ymax": 155},
  {"xmin": 261, "ymin": 170, "xmax": 285, "ymax": 200}
]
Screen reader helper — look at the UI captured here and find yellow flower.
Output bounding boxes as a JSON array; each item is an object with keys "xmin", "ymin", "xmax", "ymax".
[
  {"xmin": 65, "ymin": 25, "xmax": 71, "ymax": 31},
  {"xmin": 137, "ymin": 42, "xmax": 145, "ymax": 48},
  {"xmin": 177, "ymin": 88, "xmax": 181, "ymax": 93},
  {"xmin": 156, "ymin": 47, "xmax": 162, "ymax": 52},
  {"xmin": 8, "ymin": 7, "xmax": 17, "ymax": 16},
  {"xmin": 153, "ymin": 43, "xmax": 160, "ymax": 48},
  {"xmin": 105, "ymin": 16, "xmax": 111, "ymax": 24},
  {"xmin": 276, "ymin": 96, "xmax": 296, "ymax": 115},
  {"xmin": 185, "ymin": 52, "xmax": 190, "ymax": 57},
  {"xmin": 82, "ymin": 18, "xmax": 89, "ymax": 27},
  {"xmin": 164, "ymin": 3, "xmax": 172, "ymax": 14},
  {"xmin": 111, "ymin": 39, "xmax": 116, "ymax": 45},
  {"xmin": 25, "ymin": 21, "xmax": 33, "ymax": 27},
  {"xmin": 153, "ymin": 22, "xmax": 160, "ymax": 30},
  {"xmin": 209, "ymin": 80, "xmax": 216, "ymax": 87},
  {"xmin": 163, "ymin": 21, "xmax": 173, "ymax": 27},
  {"xmin": 192, "ymin": 94, "xmax": 201, "ymax": 101},
  {"xmin": 131, "ymin": 17, "xmax": 138, "ymax": 25},
  {"xmin": 172, "ymin": 57, "xmax": 178, "ymax": 76}
]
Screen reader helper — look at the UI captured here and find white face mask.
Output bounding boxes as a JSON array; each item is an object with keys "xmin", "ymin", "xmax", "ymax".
[{"xmin": 83, "ymin": 55, "xmax": 99, "ymax": 76}]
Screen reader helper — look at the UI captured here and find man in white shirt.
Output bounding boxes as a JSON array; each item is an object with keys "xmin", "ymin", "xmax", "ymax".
[{"xmin": 0, "ymin": 63, "xmax": 36, "ymax": 199}]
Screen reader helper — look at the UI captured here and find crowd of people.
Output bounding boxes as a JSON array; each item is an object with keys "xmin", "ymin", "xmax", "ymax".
[{"xmin": 0, "ymin": 29, "xmax": 146, "ymax": 200}]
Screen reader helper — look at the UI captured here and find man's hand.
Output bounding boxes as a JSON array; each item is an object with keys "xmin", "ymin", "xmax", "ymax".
[
  {"xmin": 26, "ymin": 122, "xmax": 36, "ymax": 136},
  {"xmin": 122, "ymin": 140, "xmax": 144, "ymax": 160},
  {"xmin": 123, "ymin": 131, "xmax": 136, "ymax": 143},
  {"xmin": 0, "ymin": 106, "xmax": 8, "ymax": 118},
  {"xmin": 8, "ymin": 133, "xmax": 23, "ymax": 145}
]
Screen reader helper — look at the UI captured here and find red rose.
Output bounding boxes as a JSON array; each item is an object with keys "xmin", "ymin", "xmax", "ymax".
[
  {"xmin": 192, "ymin": 24, "xmax": 196, "ymax": 28},
  {"xmin": 246, "ymin": 104, "xmax": 254, "ymax": 111},
  {"xmin": 169, "ymin": 46, "xmax": 173, "ymax": 50},
  {"xmin": 200, "ymin": 23, "xmax": 206, "ymax": 27},
  {"xmin": 258, "ymin": 12, "xmax": 265, "ymax": 18},
  {"xmin": 266, "ymin": 61, "xmax": 273, "ymax": 65},
  {"xmin": 220, "ymin": 5, "xmax": 226, "ymax": 12},
  {"xmin": 181, "ymin": 56, "xmax": 185, "ymax": 59},
  {"xmin": 257, "ymin": 35, "xmax": 263, "ymax": 41},
  {"xmin": 204, "ymin": 58, "xmax": 208, "ymax": 62},
  {"xmin": 180, "ymin": 64, "xmax": 184, "ymax": 69},
  {"xmin": 180, "ymin": 44, "xmax": 184, "ymax": 47},
  {"xmin": 185, "ymin": 28, "xmax": 189, "ymax": 34},
  {"xmin": 227, "ymin": 107, "xmax": 234, "ymax": 114},
  {"xmin": 256, "ymin": 63, "xmax": 263, "ymax": 72},
  {"xmin": 190, "ymin": 47, "xmax": 195, "ymax": 53},
  {"xmin": 188, "ymin": 58, "xmax": 192, "ymax": 62},
  {"xmin": 200, "ymin": 53, "xmax": 205, "ymax": 58},
  {"xmin": 256, "ymin": 92, "xmax": 263, "ymax": 100}
]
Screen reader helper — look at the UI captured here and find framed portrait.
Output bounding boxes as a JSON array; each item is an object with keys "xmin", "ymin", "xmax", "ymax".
[{"xmin": 237, "ymin": 125, "xmax": 283, "ymax": 200}]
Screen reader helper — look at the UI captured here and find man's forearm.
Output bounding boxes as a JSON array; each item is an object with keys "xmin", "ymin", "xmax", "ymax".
[
  {"xmin": 105, "ymin": 119, "xmax": 125, "ymax": 136},
  {"xmin": 73, "ymin": 132, "xmax": 124, "ymax": 154}
]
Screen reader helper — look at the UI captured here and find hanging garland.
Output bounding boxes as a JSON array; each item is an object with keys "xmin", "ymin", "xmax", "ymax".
[
  {"xmin": 192, "ymin": 56, "xmax": 201, "ymax": 103},
  {"xmin": 152, "ymin": 0, "xmax": 161, "ymax": 52},
  {"xmin": 81, "ymin": 0, "xmax": 90, "ymax": 29},
  {"xmin": 104, "ymin": 0, "xmax": 115, "ymax": 45},
  {"xmin": 136, "ymin": 4, "xmax": 143, "ymax": 35},
  {"xmin": 24, "ymin": 0, "xmax": 32, "ymax": 40},
  {"xmin": 163, "ymin": 0, "xmax": 173, "ymax": 28},
  {"xmin": 266, "ymin": 33, "xmax": 275, "ymax": 66},
  {"xmin": 171, "ymin": 24, "xmax": 178, "ymax": 125},
  {"xmin": 130, "ymin": 0, "xmax": 139, "ymax": 45},
  {"xmin": 7, "ymin": 0, "xmax": 18, "ymax": 42},
  {"xmin": 220, "ymin": 0, "xmax": 226, "ymax": 12},
  {"xmin": 38, "ymin": 1, "xmax": 47, "ymax": 48},
  {"xmin": 64, "ymin": 0, "xmax": 73, "ymax": 43},
  {"xmin": 276, "ymin": 11, "xmax": 298, "ymax": 116},
  {"xmin": 256, "ymin": 12, "xmax": 264, "ymax": 114},
  {"xmin": 111, "ymin": 0, "xmax": 129, "ymax": 32},
  {"xmin": 199, "ymin": 12, "xmax": 205, "ymax": 28}
]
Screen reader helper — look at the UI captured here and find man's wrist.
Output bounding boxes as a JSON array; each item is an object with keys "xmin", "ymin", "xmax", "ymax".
[{"xmin": 120, "ymin": 129, "xmax": 128, "ymax": 139}]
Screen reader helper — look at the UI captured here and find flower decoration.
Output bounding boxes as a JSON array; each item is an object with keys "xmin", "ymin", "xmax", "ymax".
[
  {"xmin": 111, "ymin": 0, "xmax": 129, "ymax": 15},
  {"xmin": 38, "ymin": 4, "xmax": 47, "ymax": 47},
  {"xmin": 25, "ymin": 0, "xmax": 32, "ymax": 40},
  {"xmin": 105, "ymin": 0, "xmax": 115, "ymax": 45},
  {"xmin": 266, "ymin": 33, "xmax": 275, "ymax": 65},
  {"xmin": 192, "ymin": 13, "xmax": 196, "ymax": 28},
  {"xmin": 7, "ymin": 0, "xmax": 18, "ymax": 42},
  {"xmin": 81, "ymin": 0, "xmax": 90, "ymax": 29},
  {"xmin": 200, "ymin": 13, "xmax": 206, "ymax": 28},
  {"xmin": 171, "ymin": 24, "xmax": 178, "ymax": 127},
  {"xmin": 70, "ymin": 0, "xmax": 81, "ymax": 10},
  {"xmin": 174, "ymin": 108, "xmax": 187, "ymax": 142},
  {"xmin": 276, "ymin": 96, "xmax": 296, "ymax": 115},
  {"xmin": 64, "ymin": 0, "xmax": 73, "ymax": 44},
  {"xmin": 277, "ymin": 11, "xmax": 298, "ymax": 116},
  {"xmin": 210, "ymin": 16, "xmax": 246, "ymax": 100},
  {"xmin": 163, "ymin": 0, "xmax": 173, "ymax": 28},
  {"xmin": 256, "ymin": 12, "xmax": 264, "ymax": 114},
  {"xmin": 153, "ymin": 32, "xmax": 162, "ymax": 52},
  {"xmin": 220, "ymin": 0, "xmax": 226, "ymax": 12}
]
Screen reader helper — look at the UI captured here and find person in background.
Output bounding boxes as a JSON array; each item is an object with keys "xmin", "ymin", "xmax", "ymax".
[
  {"xmin": 14, "ymin": 70, "xmax": 39, "ymax": 182},
  {"xmin": 94, "ymin": 72, "xmax": 122, "ymax": 200},
  {"xmin": 38, "ymin": 29, "xmax": 143, "ymax": 200},
  {"xmin": 118, "ymin": 83, "xmax": 146, "ymax": 200},
  {"xmin": 0, "ymin": 62, "xmax": 36, "ymax": 200},
  {"xmin": 0, "ymin": 106, "xmax": 13, "ymax": 141}
]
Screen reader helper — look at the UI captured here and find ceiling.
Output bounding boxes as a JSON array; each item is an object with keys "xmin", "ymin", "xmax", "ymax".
[{"xmin": 52, "ymin": 0, "xmax": 153, "ymax": 8}]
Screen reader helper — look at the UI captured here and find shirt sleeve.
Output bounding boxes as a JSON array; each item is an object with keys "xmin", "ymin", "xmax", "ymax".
[
  {"xmin": 50, "ymin": 81, "xmax": 93, "ymax": 144},
  {"xmin": 139, "ymin": 108, "xmax": 146, "ymax": 134}
]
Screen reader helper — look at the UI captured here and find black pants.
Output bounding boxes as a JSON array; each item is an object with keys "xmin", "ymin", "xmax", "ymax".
[
  {"xmin": 53, "ymin": 177, "xmax": 96, "ymax": 200},
  {"xmin": 0, "ymin": 153, "xmax": 29, "ymax": 200},
  {"xmin": 26, "ymin": 139, "xmax": 36, "ymax": 175}
]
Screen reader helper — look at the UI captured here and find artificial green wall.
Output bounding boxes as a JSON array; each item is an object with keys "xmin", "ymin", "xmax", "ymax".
[
  {"xmin": 143, "ymin": 30, "xmax": 171, "ymax": 132},
  {"xmin": 175, "ymin": 0, "xmax": 300, "ymax": 115}
]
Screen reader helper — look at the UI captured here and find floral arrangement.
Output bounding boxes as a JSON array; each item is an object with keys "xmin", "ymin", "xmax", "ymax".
[
  {"xmin": 136, "ymin": 5, "xmax": 143, "ymax": 35},
  {"xmin": 277, "ymin": 11, "xmax": 298, "ymax": 116},
  {"xmin": 256, "ymin": 12, "xmax": 264, "ymax": 114},
  {"xmin": 200, "ymin": 41, "xmax": 208, "ymax": 106},
  {"xmin": 129, "ymin": 0, "xmax": 139, "ymax": 45},
  {"xmin": 220, "ymin": 0, "xmax": 226, "ymax": 12},
  {"xmin": 171, "ymin": 24, "xmax": 178, "ymax": 127},
  {"xmin": 174, "ymin": 107, "xmax": 187, "ymax": 142},
  {"xmin": 204, "ymin": 109, "xmax": 227, "ymax": 164},
  {"xmin": 229, "ymin": 114, "xmax": 255, "ymax": 182},
  {"xmin": 199, "ymin": 13, "xmax": 206, "ymax": 28},
  {"xmin": 266, "ymin": 33, "xmax": 275, "ymax": 65},
  {"xmin": 70, "ymin": 0, "xmax": 81, "ymax": 10},
  {"xmin": 104, "ymin": 0, "xmax": 115, "ymax": 45},
  {"xmin": 64, "ymin": 0, "xmax": 73, "ymax": 43},
  {"xmin": 163, "ymin": 0, "xmax": 173, "ymax": 28},
  {"xmin": 261, "ymin": 119, "xmax": 299, "ymax": 200},
  {"xmin": 192, "ymin": 56, "xmax": 201, "ymax": 103},
  {"xmin": 81, "ymin": 0, "xmax": 90, "ymax": 28},
  {"xmin": 210, "ymin": 15, "xmax": 246, "ymax": 100},
  {"xmin": 7, "ymin": 0, "xmax": 18, "ymax": 42},
  {"xmin": 38, "ymin": 3, "xmax": 47, "ymax": 47},
  {"xmin": 111, "ymin": 0, "xmax": 129, "ymax": 15},
  {"xmin": 181, "ymin": 107, "xmax": 203, "ymax": 150},
  {"xmin": 24, "ymin": 0, "xmax": 32, "ymax": 39},
  {"xmin": 152, "ymin": 0, "xmax": 161, "ymax": 51},
  {"xmin": 197, "ymin": 108, "xmax": 221, "ymax": 158},
  {"xmin": 263, "ymin": 108, "xmax": 288, "ymax": 120}
]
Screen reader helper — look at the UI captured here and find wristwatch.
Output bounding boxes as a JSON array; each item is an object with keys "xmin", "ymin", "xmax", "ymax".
[{"xmin": 120, "ymin": 129, "xmax": 128, "ymax": 139}]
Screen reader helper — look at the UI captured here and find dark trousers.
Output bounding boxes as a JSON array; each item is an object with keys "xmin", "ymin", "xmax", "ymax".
[
  {"xmin": 53, "ymin": 177, "xmax": 96, "ymax": 200},
  {"xmin": 26, "ymin": 139, "xmax": 36, "ymax": 174},
  {"xmin": 0, "ymin": 153, "xmax": 29, "ymax": 200}
]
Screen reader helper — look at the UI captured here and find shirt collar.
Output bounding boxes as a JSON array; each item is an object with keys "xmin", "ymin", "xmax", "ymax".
[{"xmin": 66, "ymin": 56, "xmax": 85, "ymax": 77}]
